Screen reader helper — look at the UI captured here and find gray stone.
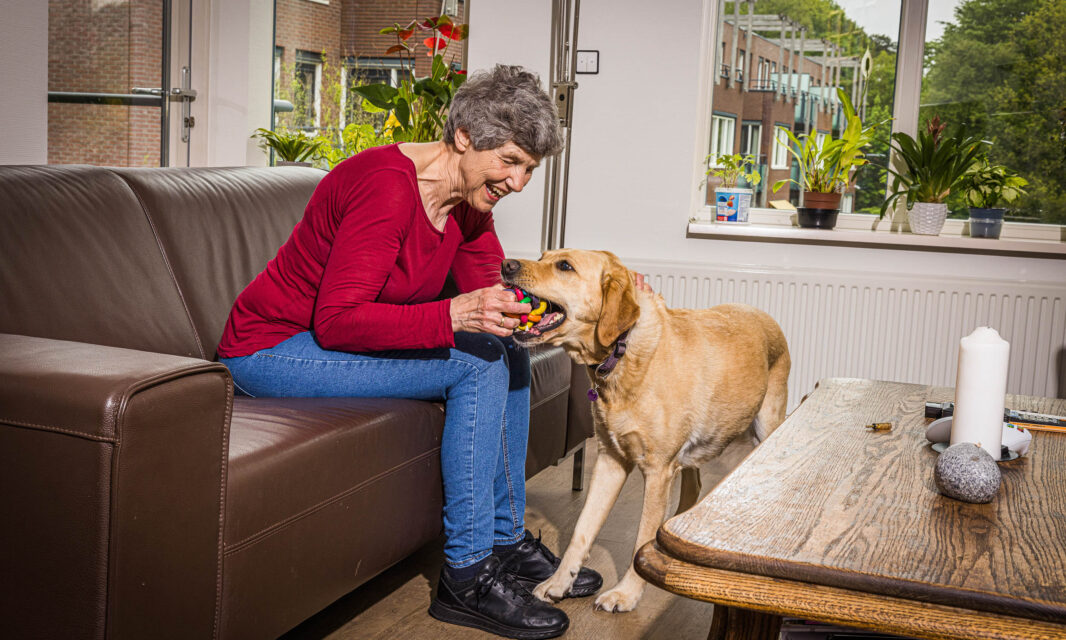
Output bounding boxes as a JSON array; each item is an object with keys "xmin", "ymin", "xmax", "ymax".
[{"xmin": 934, "ymin": 443, "xmax": 1002, "ymax": 503}]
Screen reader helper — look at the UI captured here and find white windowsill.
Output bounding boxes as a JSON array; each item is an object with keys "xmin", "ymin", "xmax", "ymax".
[{"xmin": 688, "ymin": 208, "xmax": 1066, "ymax": 259}]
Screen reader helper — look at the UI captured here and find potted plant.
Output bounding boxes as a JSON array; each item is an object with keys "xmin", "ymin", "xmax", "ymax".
[
  {"xmin": 880, "ymin": 116, "xmax": 988, "ymax": 235},
  {"xmin": 251, "ymin": 127, "xmax": 322, "ymax": 166},
  {"xmin": 772, "ymin": 88, "xmax": 883, "ymax": 229},
  {"xmin": 705, "ymin": 153, "xmax": 761, "ymax": 223},
  {"xmin": 959, "ymin": 158, "xmax": 1028, "ymax": 239},
  {"xmin": 352, "ymin": 16, "xmax": 468, "ymax": 143}
]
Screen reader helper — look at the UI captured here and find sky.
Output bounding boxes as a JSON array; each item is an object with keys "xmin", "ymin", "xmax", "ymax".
[{"xmin": 835, "ymin": 0, "xmax": 965, "ymax": 43}]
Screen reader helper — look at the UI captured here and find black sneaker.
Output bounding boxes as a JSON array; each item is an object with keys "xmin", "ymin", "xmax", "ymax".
[
  {"xmin": 429, "ymin": 555, "xmax": 569, "ymax": 639},
  {"xmin": 501, "ymin": 530, "xmax": 603, "ymax": 598}
]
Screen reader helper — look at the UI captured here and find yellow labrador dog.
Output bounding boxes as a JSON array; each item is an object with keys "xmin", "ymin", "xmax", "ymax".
[{"xmin": 501, "ymin": 249, "xmax": 790, "ymax": 612}]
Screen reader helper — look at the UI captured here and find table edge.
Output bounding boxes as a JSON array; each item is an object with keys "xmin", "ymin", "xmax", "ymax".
[{"xmin": 636, "ymin": 541, "xmax": 1066, "ymax": 640}]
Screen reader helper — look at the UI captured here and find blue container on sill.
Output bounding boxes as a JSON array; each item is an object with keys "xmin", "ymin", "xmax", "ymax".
[{"xmin": 968, "ymin": 207, "xmax": 1005, "ymax": 239}]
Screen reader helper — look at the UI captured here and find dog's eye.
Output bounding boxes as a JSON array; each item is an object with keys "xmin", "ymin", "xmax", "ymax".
[{"xmin": 556, "ymin": 260, "xmax": 574, "ymax": 272}]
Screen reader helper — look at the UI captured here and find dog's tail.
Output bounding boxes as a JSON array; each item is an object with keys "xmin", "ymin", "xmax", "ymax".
[{"xmin": 753, "ymin": 348, "xmax": 790, "ymax": 442}]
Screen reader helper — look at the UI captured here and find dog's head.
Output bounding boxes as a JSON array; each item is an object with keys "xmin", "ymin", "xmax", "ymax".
[{"xmin": 500, "ymin": 249, "xmax": 640, "ymax": 361}]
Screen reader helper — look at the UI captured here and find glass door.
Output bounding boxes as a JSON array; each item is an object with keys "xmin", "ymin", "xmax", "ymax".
[{"xmin": 47, "ymin": 0, "xmax": 194, "ymax": 167}]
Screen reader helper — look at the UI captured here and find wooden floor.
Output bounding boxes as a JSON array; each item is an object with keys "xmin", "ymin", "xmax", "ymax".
[{"xmin": 280, "ymin": 436, "xmax": 757, "ymax": 640}]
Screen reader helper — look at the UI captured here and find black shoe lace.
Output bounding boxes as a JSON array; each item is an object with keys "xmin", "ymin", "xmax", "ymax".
[{"xmin": 478, "ymin": 558, "xmax": 536, "ymax": 606}]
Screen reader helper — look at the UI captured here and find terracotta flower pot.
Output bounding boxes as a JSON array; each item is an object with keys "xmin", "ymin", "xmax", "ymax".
[{"xmin": 802, "ymin": 191, "xmax": 842, "ymax": 211}]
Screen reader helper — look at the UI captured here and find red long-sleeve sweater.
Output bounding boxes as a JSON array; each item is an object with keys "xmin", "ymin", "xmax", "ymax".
[{"xmin": 216, "ymin": 144, "xmax": 504, "ymax": 357}]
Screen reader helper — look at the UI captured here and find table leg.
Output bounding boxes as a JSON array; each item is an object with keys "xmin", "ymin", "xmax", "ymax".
[{"xmin": 707, "ymin": 605, "xmax": 783, "ymax": 640}]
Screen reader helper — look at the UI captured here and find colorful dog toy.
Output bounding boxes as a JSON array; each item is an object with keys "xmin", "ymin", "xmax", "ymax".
[{"xmin": 503, "ymin": 287, "xmax": 544, "ymax": 331}]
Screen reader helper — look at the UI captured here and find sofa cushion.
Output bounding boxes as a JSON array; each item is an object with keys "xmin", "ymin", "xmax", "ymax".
[
  {"xmin": 112, "ymin": 166, "xmax": 324, "ymax": 360},
  {"xmin": 0, "ymin": 165, "xmax": 202, "ymax": 356},
  {"xmin": 222, "ymin": 396, "xmax": 446, "ymax": 639}
]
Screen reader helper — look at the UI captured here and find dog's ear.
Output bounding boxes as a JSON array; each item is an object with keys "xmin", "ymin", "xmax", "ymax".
[{"xmin": 596, "ymin": 263, "xmax": 640, "ymax": 348}]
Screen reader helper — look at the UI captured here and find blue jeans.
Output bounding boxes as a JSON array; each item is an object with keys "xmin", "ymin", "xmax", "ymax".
[{"xmin": 220, "ymin": 331, "xmax": 529, "ymax": 568}]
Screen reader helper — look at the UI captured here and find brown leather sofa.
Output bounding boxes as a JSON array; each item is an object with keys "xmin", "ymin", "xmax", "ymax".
[{"xmin": 0, "ymin": 164, "xmax": 592, "ymax": 640}]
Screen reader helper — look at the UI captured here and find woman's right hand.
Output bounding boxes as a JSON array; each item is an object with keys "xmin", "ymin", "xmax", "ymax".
[{"xmin": 451, "ymin": 284, "xmax": 532, "ymax": 337}]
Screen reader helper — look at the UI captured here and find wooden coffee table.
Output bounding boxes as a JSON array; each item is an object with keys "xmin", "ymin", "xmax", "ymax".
[{"xmin": 635, "ymin": 378, "xmax": 1066, "ymax": 640}]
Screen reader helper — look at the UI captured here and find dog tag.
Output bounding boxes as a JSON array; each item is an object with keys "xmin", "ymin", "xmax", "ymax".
[{"xmin": 587, "ymin": 388, "xmax": 599, "ymax": 402}]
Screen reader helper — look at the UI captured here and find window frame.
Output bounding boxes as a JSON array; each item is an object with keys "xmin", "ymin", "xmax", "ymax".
[
  {"xmin": 690, "ymin": 0, "xmax": 1061, "ymax": 241},
  {"xmin": 708, "ymin": 113, "xmax": 736, "ymax": 167},
  {"xmin": 770, "ymin": 125, "xmax": 790, "ymax": 170}
]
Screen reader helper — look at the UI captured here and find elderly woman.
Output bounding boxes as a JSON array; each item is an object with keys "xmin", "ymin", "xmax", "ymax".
[{"xmin": 216, "ymin": 65, "xmax": 598, "ymax": 638}]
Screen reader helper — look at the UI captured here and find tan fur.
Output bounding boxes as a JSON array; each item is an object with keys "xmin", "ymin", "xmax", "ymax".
[{"xmin": 505, "ymin": 249, "xmax": 790, "ymax": 612}]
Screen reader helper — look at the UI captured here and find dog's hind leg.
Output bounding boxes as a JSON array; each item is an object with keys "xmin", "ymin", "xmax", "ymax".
[
  {"xmin": 533, "ymin": 444, "xmax": 632, "ymax": 603},
  {"xmin": 674, "ymin": 467, "xmax": 702, "ymax": 515},
  {"xmin": 594, "ymin": 464, "xmax": 675, "ymax": 612}
]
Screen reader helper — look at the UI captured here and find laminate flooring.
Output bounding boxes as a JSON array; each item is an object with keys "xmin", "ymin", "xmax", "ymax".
[{"xmin": 280, "ymin": 436, "xmax": 757, "ymax": 640}]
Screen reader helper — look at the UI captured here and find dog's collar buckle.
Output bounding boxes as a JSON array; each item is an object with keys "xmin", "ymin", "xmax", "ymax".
[{"xmin": 588, "ymin": 329, "xmax": 631, "ymax": 401}]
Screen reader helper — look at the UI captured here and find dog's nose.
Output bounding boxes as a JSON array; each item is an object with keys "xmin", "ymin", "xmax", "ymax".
[{"xmin": 501, "ymin": 259, "xmax": 521, "ymax": 279}]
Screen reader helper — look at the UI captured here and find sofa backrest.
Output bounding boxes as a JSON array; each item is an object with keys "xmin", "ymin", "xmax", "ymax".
[
  {"xmin": 113, "ymin": 166, "xmax": 322, "ymax": 359},
  {"xmin": 0, "ymin": 165, "xmax": 323, "ymax": 360},
  {"xmin": 0, "ymin": 165, "xmax": 204, "ymax": 357}
]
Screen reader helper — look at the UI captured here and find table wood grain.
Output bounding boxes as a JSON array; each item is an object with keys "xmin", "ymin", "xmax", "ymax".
[{"xmin": 653, "ymin": 378, "xmax": 1066, "ymax": 628}]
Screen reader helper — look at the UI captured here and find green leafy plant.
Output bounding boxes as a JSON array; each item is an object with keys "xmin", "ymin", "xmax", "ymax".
[
  {"xmin": 312, "ymin": 123, "xmax": 393, "ymax": 169},
  {"xmin": 705, "ymin": 153, "xmax": 762, "ymax": 189},
  {"xmin": 880, "ymin": 116, "xmax": 989, "ymax": 217},
  {"xmin": 772, "ymin": 88, "xmax": 885, "ymax": 197},
  {"xmin": 960, "ymin": 158, "xmax": 1028, "ymax": 209},
  {"xmin": 352, "ymin": 16, "xmax": 468, "ymax": 143},
  {"xmin": 251, "ymin": 127, "xmax": 322, "ymax": 163}
]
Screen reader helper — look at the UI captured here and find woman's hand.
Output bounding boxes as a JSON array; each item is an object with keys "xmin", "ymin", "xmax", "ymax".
[
  {"xmin": 451, "ymin": 284, "xmax": 532, "ymax": 337},
  {"xmin": 631, "ymin": 271, "xmax": 653, "ymax": 293}
]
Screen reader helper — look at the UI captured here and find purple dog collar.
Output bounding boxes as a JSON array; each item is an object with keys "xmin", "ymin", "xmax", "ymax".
[{"xmin": 587, "ymin": 329, "xmax": 630, "ymax": 401}]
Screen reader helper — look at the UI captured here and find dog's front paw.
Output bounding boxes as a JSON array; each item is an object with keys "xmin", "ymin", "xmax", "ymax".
[
  {"xmin": 593, "ymin": 585, "xmax": 642, "ymax": 613},
  {"xmin": 533, "ymin": 569, "xmax": 576, "ymax": 602}
]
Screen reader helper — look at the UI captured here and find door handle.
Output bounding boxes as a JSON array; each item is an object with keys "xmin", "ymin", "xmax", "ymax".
[{"xmin": 132, "ymin": 87, "xmax": 166, "ymax": 96}]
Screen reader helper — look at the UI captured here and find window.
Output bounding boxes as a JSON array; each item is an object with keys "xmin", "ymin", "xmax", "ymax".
[
  {"xmin": 918, "ymin": 0, "xmax": 1064, "ymax": 225},
  {"xmin": 709, "ymin": 114, "xmax": 736, "ymax": 165},
  {"xmin": 705, "ymin": 0, "xmax": 901, "ymax": 210},
  {"xmin": 771, "ymin": 126, "xmax": 790, "ymax": 170},
  {"xmin": 740, "ymin": 122, "xmax": 761, "ymax": 158},
  {"xmin": 293, "ymin": 50, "xmax": 323, "ymax": 130}
]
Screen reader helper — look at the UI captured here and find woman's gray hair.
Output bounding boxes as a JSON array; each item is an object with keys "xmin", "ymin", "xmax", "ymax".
[{"xmin": 443, "ymin": 65, "xmax": 564, "ymax": 158}]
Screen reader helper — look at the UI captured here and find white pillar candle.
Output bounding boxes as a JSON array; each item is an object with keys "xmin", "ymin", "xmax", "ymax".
[{"xmin": 951, "ymin": 327, "xmax": 1009, "ymax": 458}]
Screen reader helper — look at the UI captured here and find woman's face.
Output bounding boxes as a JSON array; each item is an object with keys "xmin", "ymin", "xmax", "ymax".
[{"xmin": 457, "ymin": 132, "xmax": 542, "ymax": 212}]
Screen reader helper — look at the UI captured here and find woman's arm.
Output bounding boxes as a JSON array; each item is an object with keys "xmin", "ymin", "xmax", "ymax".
[{"xmin": 312, "ymin": 169, "xmax": 455, "ymax": 352}]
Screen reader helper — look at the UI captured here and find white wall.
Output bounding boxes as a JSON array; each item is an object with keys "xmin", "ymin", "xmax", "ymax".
[
  {"xmin": 0, "ymin": 0, "xmax": 48, "ymax": 164},
  {"xmin": 195, "ymin": 0, "xmax": 275, "ymax": 166},
  {"xmin": 467, "ymin": 0, "xmax": 555, "ymax": 257},
  {"xmin": 472, "ymin": 0, "xmax": 1066, "ymax": 287}
]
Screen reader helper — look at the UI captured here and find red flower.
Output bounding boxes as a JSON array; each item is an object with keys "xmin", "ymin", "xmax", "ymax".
[
  {"xmin": 455, "ymin": 69, "xmax": 467, "ymax": 75},
  {"xmin": 423, "ymin": 37, "xmax": 448, "ymax": 53},
  {"xmin": 437, "ymin": 23, "xmax": 465, "ymax": 40}
]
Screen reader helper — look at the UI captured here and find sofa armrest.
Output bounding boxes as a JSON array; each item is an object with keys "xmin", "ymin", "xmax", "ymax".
[{"xmin": 0, "ymin": 333, "xmax": 231, "ymax": 640}]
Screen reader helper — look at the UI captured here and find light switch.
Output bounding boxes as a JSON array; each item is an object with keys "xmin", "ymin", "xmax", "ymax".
[{"xmin": 576, "ymin": 50, "xmax": 599, "ymax": 74}]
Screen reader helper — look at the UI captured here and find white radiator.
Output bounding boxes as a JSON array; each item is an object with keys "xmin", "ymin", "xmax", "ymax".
[{"xmin": 630, "ymin": 260, "xmax": 1066, "ymax": 411}]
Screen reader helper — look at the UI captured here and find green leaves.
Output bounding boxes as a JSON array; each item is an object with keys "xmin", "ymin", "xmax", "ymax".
[
  {"xmin": 250, "ymin": 127, "xmax": 322, "ymax": 163},
  {"xmin": 771, "ymin": 88, "xmax": 886, "ymax": 199},
  {"xmin": 880, "ymin": 124, "xmax": 990, "ymax": 217},
  {"xmin": 706, "ymin": 153, "xmax": 761, "ymax": 189}
]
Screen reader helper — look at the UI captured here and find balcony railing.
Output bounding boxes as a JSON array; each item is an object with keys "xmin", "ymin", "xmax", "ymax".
[{"xmin": 748, "ymin": 78, "xmax": 777, "ymax": 92}]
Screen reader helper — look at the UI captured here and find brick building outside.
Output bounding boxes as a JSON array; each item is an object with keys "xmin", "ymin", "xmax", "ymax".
[
  {"xmin": 274, "ymin": 0, "xmax": 467, "ymax": 134},
  {"xmin": 708, "ymin": 19, "xmax": 847, "ymax": 207}
]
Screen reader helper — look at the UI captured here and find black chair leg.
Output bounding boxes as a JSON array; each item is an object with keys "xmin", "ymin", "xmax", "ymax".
[{"xmin": 571, "ymin": 442, "xmax": 585, "ymax": 491}]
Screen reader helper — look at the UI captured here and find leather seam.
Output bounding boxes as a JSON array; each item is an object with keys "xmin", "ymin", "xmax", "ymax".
[
  {"xmin": 213, "ymin": 375, "xmax": 232, "ymax": 640},
  {"xmin": 0, "ymin": 418, "xmax": 118, "ymax": 443},
  {"xmin": 111, "ymin": 169, "xmax": 207, "ymax": 360},
  {"xmin": 223, "ymin": 446, "xmax": 441, "ymax": 556},
  {"xmin": 530, "ymin": 385, "xmax": 569, "ymax": 411}
]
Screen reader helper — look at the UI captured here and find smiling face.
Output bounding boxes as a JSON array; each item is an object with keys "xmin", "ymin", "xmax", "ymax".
[
  {"xmin": 501, "ymin": 249, "xmax": 640, "ymax": 363},
  {"xmin": 454, "ymin": 129, "xmax": 541, "ymax": 212}
]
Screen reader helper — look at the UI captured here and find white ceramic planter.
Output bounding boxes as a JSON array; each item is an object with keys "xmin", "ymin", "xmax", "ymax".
[
  {"xmin": 714, "ymin": 188, "xmax": 754, "ymax": 223},
  {"xmin": 908, "ymin": 202, "xmax": 949, "ymax": 235}
]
